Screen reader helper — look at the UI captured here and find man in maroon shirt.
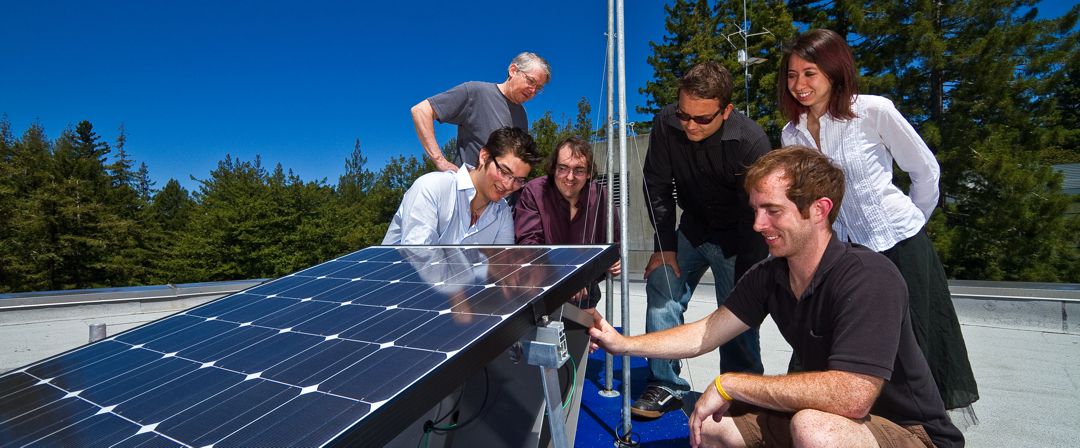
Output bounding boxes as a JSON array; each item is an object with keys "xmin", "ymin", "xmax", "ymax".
[{"xmin": 514, "ymin": 137, "xmax": 621, "ymax": 308}]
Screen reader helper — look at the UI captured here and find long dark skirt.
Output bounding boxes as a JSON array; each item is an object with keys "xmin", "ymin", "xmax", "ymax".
[{"xmin": 884, "ymin": 228, "xmax": 980, "ymax": 410}]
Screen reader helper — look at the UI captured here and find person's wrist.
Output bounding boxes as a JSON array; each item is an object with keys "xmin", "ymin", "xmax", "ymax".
[{"xmin": 714, "ymin": 374, "xmax": 733, "ymax": 401}]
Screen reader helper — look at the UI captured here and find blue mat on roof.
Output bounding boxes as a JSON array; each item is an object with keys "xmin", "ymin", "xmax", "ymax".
[{"xmin": 575, "ymin": 344, "xmax": 691, "ymax": 447}]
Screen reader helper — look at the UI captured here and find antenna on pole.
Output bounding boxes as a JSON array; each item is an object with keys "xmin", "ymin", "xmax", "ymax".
[{"xmin": 723, "ymin": 0, "xmax": 773, "ymax": 116}]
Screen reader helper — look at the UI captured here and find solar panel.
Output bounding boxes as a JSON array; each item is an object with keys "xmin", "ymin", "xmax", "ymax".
[{"xmin": 0, "ymin": 244, "xmax": 617, "ymax": 447}]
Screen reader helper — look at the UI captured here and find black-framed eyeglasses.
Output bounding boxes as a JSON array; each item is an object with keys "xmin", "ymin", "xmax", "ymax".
[
  {"xmin": 518, "ymin": 70, "xmax": 545, "ymax": 94},
  {"xmin": 491, "ymin": 157, "xmax": 528, "ymax": 187},
  {"xmin": 675, "ymin": 108, "xmax": 723, "ymax": 125}
]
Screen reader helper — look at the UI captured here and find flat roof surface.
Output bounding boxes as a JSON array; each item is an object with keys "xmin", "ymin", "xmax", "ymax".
[{"xmin": 596, "ymin": 275, "xmax": 1080, "ymax": 446}]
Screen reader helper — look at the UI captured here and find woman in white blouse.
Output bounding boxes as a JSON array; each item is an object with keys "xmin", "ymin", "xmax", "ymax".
[{"xmin": 777, "ymin": 29, "xmax": 979, "ymax": 414}]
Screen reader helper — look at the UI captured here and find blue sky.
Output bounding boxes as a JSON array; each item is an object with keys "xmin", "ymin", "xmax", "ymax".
[
  {"xmin": 1, "ymin": 0, "xmax": 671, "ymax": 191},
  {"xmin": 2, "ymin": 1, "xmax": 1073, "ymax": 192}
]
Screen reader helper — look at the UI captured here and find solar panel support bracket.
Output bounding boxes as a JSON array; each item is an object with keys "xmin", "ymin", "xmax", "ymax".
[
  {"xmin": 520, "ymin": 319, "xmax": 572, "ymax": 448},
  {"xmin": 521, "ymin": 320, "xmax": 570, "ymax": 369}
]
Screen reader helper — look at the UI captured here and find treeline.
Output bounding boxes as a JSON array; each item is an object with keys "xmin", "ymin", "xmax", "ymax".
[
  {"xmin": 638, "ymin": 0, "xmax": 1080, "ymax": 282},
  {"xmin": 0, "ymin": 100, "xmax": 593, "ymax": 293},
  {"xmin": 0, "ymin": 118, "xmax": 421, "ymax": 293}
]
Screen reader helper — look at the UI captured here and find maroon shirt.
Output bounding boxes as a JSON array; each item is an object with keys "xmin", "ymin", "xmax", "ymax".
[{"xmin": 514, "ymin": 176, "xmax": 620, "ymax": 246}]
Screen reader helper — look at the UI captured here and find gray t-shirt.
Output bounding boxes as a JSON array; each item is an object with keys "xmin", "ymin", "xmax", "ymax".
[{"xmin": 427, "ymin": 81, "xmax": 528, "ymax": 167}]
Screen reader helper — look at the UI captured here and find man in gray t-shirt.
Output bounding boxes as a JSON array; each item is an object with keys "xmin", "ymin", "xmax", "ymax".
[{"xmin": 411, "ymin": 52, "xmax": 550, "ymax": 171}]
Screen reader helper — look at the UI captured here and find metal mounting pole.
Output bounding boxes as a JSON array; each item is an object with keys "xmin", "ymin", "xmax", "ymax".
[
  {"xmin": 616, "ymin": 0, "xmax": 636, "ymax": 444},
  {"xmin": 601, "ymin": 0, "xmax": 619, "ymax": 399}
]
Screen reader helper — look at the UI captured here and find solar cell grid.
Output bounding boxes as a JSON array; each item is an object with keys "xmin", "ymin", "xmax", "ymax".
[{"xmin": 0, "ymin": 244, "xmax": 616, "ymax": 447}]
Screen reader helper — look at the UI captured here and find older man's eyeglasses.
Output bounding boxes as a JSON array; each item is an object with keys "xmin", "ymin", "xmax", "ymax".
[
  {"xmin": 492, "ymin": 158, "xmax": 528, "ymax": 187},
  {"xmin": 518, "ymin": 70, "xmax": 545, "ymax": 94},
  {"xmin": 675, "ymin": 108, "xmax": 723, "ymax": 125},
  {"xmin": 556, "ymin": 165, "xmax": 588, "ymax": 178}
]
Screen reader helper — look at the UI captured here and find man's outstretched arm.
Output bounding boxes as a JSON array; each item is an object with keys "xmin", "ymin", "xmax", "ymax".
[{"xmin": 587, "ymin": 306, "xmax": 750, "ymax": 360}]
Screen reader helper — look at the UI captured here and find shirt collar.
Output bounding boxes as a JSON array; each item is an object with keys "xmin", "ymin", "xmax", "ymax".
[
  {"xmin": 456, "ymin": 163, "xmax": 476, "ymax": 192},
  {"xmin": 458, "ymin": 163, "xmax": 509, "ymax": 212},
  {"xmin": 771, "ymin": 234, "xmax": 847, "ymax": 297}
]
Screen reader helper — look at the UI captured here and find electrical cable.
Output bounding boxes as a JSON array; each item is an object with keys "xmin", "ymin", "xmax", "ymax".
[
  {"xmin": 561, "ymin": 354, "xmax": 578, "ymax": 410},
  {"xmin": 421, "ymin": 366, "xmax": 490, "ymax": 441}
]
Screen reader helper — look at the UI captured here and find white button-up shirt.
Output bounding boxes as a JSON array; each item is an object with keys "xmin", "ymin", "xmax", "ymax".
[
  {"xmin": 781, "ymin": 95, "xmax": 940, "ymax": 252},
  {"xmin": 382, "ymin": 165, "xmax": 515, "ymax": 245}
]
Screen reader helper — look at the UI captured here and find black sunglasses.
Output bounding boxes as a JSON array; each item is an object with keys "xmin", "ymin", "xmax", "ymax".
[{"xmin": 675, "ymin": 108, "xmax": 723, "ymax": 125}]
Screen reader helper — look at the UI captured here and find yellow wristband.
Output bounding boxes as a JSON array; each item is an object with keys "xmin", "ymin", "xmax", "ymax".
[{"xmin": 714, "ymin": 374, "xmax": 733, "ymax": 401}]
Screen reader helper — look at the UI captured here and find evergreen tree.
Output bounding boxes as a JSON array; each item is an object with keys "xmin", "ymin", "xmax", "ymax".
[
  {"xmin": 637, "ymin": 0, "xmax": 794, "ymax": 141},
  {"xmin": 786, "ymin": 0, "xmax": 863, "ymax": 37},
  {"xmin": 135, "ymin": 162, "xmax": 154, "ymax": 204},
  {"xmin": 5, "ymin": 123, "xmax": 54, "ymax": 291},
  {"xmin": 102, "ymin": 123, "xmax": 151, "ymax": 285},
  {"xmin": 1029, "ymin": 5, "xmax": 1080, "ymax": 164},
  {"xmin": 338, "ymin": 139, "xmax": 374, "ymax": 205},
  {"xmin": 0, "ymin": 116, "xmax": 16, "ymax": 291},
  {"xmin": 178, "ymin": 155, "xmax": 280, "ymax": 281},
  {"xmin": 639, "ymin": 0, "xmax": 724, "ymax": 117},
  {"xmin": 276, "ymin": 170, "xmax": 338, "ymax": 271},
  {"xmin": 850, "ymin": 1, "xmax": 1079, "ymax": 281},
  {"xmin": 573, "ymin": 97, "xmax": 593, "ymax": 141},
  {"xmin": 150, "ymin": 179, "xmax": 195, "ymax": 232},
  {"xmin": 42, "ymin": 121, "xmax": 122, "ymax": 289},
  {"xmin": 335, "ymin": 139, "xmax": 377, "ymax": 253},
  {"xmin": 144, "ymin": 178, "xmax": 195, "ymax": 284},
  {"xmin": 347, "ymin": 155, "xmax": 429, "ymax": 248},
  {"xmin": 530, "ymin": 111, "xmax": 563, "ymax": 176},
  {"xmin": 714, "ymin": 0, "xmax": 795, "ymax": 143}
]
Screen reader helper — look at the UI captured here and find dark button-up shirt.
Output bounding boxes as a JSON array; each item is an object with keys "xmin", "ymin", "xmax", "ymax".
[
  {"xmin": 642, "ymin": 104, "xmax": 771, "ymax": 278},
  {"xmin": 514, "ymin": 176, "xmax": 619, "ymax": 246}
]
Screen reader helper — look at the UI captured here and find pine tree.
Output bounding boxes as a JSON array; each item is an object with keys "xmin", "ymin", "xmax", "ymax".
[
  {"xmin": 0, "ymin": 116, "xmax": 17, "ymax": 291},
  {"xmin": 276, "ymin": 170, "xmax": 338, "ymax": 271},
  {"xmin": 43, "ymin": 121, "xmax": 119, "ymax": 289},
  {"xmin": 573, "ymin": 97, "xmax": 593, "ymax": 141},
  {"xmin": 850, "ymin": 0, "xmax": 1080, "ymax": 281},
  {"xmin": 149, "ymin": 179, "xmax": 195, "ymax": 233},
  {"xmin": 714, "ymin": 0, "xmax": 796, "ymax": 142},
  {"xmin": 145, "ymin": 179, "xmax": 195, "ymax": 284},
  {"xmin": 637, "ymin": 0, "xmax": 794, "ymax": 141},
  {"xmin": 336, "ymin": 139, "xmax": 378, "ymax": 253},
  {"xmin": 135, "ymin": 162, "xmax": 154, "ymax": 203},
  {"xmin": 786, "ymin": 0, "xmax": 864, "ymax": 37},
  {"xmin": 639, "ymin": 0, "xmax": 724, "ymax": 117},
  {"xmin": 338, "ymin": 139, "xmax": 374, "ymax": 205},
  {"xmin": 6, "ymin": 123, "xmax": 54, "ymax": 291},
  {"xmin": 102, "ymin": 123, "xmax": 150, "ymax": 285},
  {"xmin": 178, "ymin": 155, "xmax": 280, "ymax": 281},
  {"xmin": 350, "ymin": 155, "xmax": 429, "ymax": 248},
  {"xmin": 530, "ymin": 111, "xmax": 563, "ymax": 177}
]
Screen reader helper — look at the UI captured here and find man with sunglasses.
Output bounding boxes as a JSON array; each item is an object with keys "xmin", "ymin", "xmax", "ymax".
[
  {"xmin": 412, "ymin": 52, "xmax": 550, "ymax": 173},
  {"xmin": 383, "ymin": 127, "xmax": 542, "ymax": 245},
  {"xmin": 634, "ymin": 61, "xmax": 772, "ymax": 418},
  {"xmin": 513, "ymin": 137, "xmax": 622, "ymax": 309}
]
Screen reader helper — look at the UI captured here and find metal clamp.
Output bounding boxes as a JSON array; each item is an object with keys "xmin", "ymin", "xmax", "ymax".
[
  {"xmin": 521, "ymin": 319, "xmax": 569, "ymax": 369},
  {"xmin": 519, "ymin": 318, "xmax": 570, "ymax": 448}
]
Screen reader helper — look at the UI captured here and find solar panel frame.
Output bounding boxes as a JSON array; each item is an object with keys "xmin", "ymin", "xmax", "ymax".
[
  {"xmin": 326, "ymin": 244, "xmax": 618, "ymax": 447},
  {"xmin": 0, "ymin": 244, "xmax": 618, "ymax": 448}
]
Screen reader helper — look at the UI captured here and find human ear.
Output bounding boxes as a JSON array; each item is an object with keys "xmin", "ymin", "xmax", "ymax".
[
  {"xmin": 721, "ymin": 103, "xmax": 735, "ymax": 121},
  {"xmin": 814, "ymin": 197, "xmax": 833, "ymax": 222}
]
